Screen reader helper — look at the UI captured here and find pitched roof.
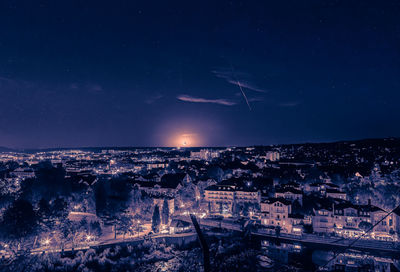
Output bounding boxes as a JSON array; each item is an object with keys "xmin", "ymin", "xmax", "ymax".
[
  {"xmin": 170, "ymin": 219, "xmax": 191, "ymax": 228},
  {"xmin": 334, "ymin": 202, "xmax": 384, "ymax": 213},
  {"xmin": 160, "ymin": 173, "xmax": 186, "ymax": 189},
  {"xmin": 205, "ymin": 184, "xmax": 235, "ymax": 191},
  {"xmin": 326, "ymin": 188, "xmax": 345, "ymax": 194},
  {"xmin": 275, "ymin": 187, "xmax": 302, "ymax": 195},
  {"xmin": 261, "ymin": 197, "xmax": 292, "ymax": 206},
  {"xmin": 288, "ymin": 213, "xmax": 304, "ymax": 219}
]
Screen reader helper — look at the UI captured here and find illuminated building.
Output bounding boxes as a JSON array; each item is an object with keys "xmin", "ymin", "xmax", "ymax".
[
  {"xmin": 312, "ymin": 204, "xmax": 335, "ymax": 234},
  {"xmin": 260, "ymin": 198, "xmax": 292, "ymax": 233},
  {"xmin": 190, "ymin": 149, "xmax": 220, "ymax": 161},
  {"xmin": 274, "ymin": 187, "xmax": 303, "ymax": 205},
  {"xmin": 265, "ymin": 151, "xmax": 280, "ymax": 161},
  {"xmin": 326, "ymin": 188, "xmax": 347, "ymax": 200},
  {"xmin": 333, "ymin": 201, "xmax": 396, "ymax": 240},
  {"xmin": 204, "ymin": 181, "xmax": 260, "ymax": 216}
]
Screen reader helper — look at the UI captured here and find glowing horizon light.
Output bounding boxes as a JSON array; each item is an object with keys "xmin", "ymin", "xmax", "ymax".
[
  {"xmin": 171, "ymin": 132, "xmax": 202, "ymax": 148},
  {"xmin": 155, "ymin": 117, "xmax": 219, "ymax": 147}
]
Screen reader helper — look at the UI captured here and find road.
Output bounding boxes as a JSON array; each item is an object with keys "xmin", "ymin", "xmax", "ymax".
[
  {"xmin": 176, "ymin": 216, "xmax": 400, "ymax": 254},
  {"xmin": 2, "ymin": 216, "xmax": 398, "ymax": 259},
  {"xmin": 0, "ymin": 222, "xmax": 196, "ymax": 260},
  {"xmin": 1, "ymin": 231, "xmax": 196, "ymax": 259}
]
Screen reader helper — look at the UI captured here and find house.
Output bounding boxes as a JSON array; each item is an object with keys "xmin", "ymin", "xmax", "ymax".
[
  {"xmin": 234, "ymin": 184, "xmax": 261, "ymax": 205},
  {"xmin": 147, "ymin": 162, "xmax": 168, "ymax": 170},
  {"xmin": 393, "ymin": 206, "xmax": 400, "ymax": 239},
  {"xmin": 135, "ymin": 173, "xmax": 190, "ymax": 197},
  {"xmin": 314, "ymin": 200, "xmax": 397, "ymax": 240},
  {"xmin": 161, "ymin": 173, "xmax": 192, "ymax": 186},
  {"xmin": 312, "ymin": 203, "xmax": 335, "ymax": 234},
  {"xmin": 332, "ymin": 201, "xmax": 396, "ymax": 241},
  {"xmin": 326, "ymin": 188, "xmax": 347, "ymax": 200},
  {"xmin": 282, "ymin": 181, "xmax": 301, "ymax": 190},
  {"xmin": 275, "ymin": 187, "xmax": 303, "ymax": 205},
  {"xmin": 204, "ymin": 184, "xmax": 236, "ymax": 216},
  {"xmin": 305, "ymin": 182, "xmax": 322, "ymax": 193},
  {"xmin": 141, "ymin": 172, "xmax": 161, "ymax": 182},
  {"xmin": 134, "ymin": 181, "xmax": 176, "ymax": 196},
  {"xmin": 67, "ymin": 211, "xmax": 101, "ymax": 226},
  {"xmin": 288, "ymin": 213, "xmax": 312, "ymax": 226},
  {"xmin": 260, "ymin": 198, "xmax": 292, "ymax": 233},
  {"xmin": 170, "ymin": 219, "xmax": 192, "ymax": 234},
  {"xmin": 305, "ymin": 182, "xmax": 340, "ymax": 194},
  {"xmin": 11, "ymin": 167, "xmax": 35, "ymax": 179},
  {"xmin": 204, "ymin": 179, "xmax": 260, "ymax": 217}
]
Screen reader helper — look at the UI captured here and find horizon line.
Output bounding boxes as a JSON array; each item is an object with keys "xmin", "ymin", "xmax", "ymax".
[{"xmin": 1, "ymin": 136, "xmax": 398, "ymax": 152}]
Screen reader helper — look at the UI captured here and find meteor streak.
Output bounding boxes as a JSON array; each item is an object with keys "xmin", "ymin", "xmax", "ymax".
[
  {"xmin": 236, "ymin": 80, "xmax": 252, "ymax": 111},
  {"xmin": 230, "ymin": 64, "xmax": 252, "ymax": 111}
]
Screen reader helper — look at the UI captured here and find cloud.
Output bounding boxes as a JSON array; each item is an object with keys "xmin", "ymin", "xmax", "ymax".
[
  {"xmin": 145, "ymin": 94, "xmax": 164, "ymax": 104},
  {"xmin": 279, "ymin": 101, "xmax": 301, "ymax": 107},
  {"xmin": 177, "ymin": 94, "xmax": 236, "ymax": 106},
  {"xmin": 248, "ymin": 97, "xmax": 264, "ymax": 102},
  {"xmin": 212, "ymin": 69, "xmax": 268, "ymax": 93},
  {"xmin": 68, "ymin": 83, "xmax": 104, "ymax": 93},
  {"xmin": 226, "ymin": 79, "xmax": 267, "ymax": 93},
  {"xmin": 88, "ymin": 84, "xmax": 103, "ymax": 92}
]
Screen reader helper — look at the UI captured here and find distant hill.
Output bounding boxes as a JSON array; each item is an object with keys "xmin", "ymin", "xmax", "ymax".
[
  {"xmin": 0, "ymin": 146, "xmax": 19, "ymax": 153},
  {"xmin": 2, "ymin": 137, "xmax": 399, "ymax": 153}
]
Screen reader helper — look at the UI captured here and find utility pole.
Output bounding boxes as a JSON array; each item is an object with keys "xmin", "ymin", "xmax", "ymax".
[{"xmin": 190, "ymin": 214, "xmax": 211, "ymax": 272}]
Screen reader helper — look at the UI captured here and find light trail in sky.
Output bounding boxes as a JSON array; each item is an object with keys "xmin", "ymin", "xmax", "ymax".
[
  {"xmin": 230, "ymin": 64, "xmax": 252, "ymax": 111},
  {"xmin": 236, "ymin": 80, "xmax": 252, "ymax": 111}
]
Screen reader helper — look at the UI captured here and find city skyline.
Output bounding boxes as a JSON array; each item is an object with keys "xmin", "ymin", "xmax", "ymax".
[
  {"xmin": 1, "ymin": 1, "xmax": 399, "ymax": 271},
  {"xmin": 0, "ymin": 138, "xmax": 399, "ymax": 271},
  {"xmin": 0, "ymin": 1, "xmax": 399, "ymax": 148}
]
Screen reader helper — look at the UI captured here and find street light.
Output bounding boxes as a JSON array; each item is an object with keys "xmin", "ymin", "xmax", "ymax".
[{"xmin": 42, "ymin": 238, "xmax": 50, "ymax": 247}]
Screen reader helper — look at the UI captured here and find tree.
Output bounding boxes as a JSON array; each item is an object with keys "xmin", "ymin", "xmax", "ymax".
[
  {"xmin": 94, "ymin": 180, "xmax": 107, "ymax": 215},
  {"xmin": 79, "ymin": 217, "xmax": 89, "ymax": 231},
  {"xmin": 83, "ymin": 187, "xmax": 96, "ymax": 213},
  {"xmin": 58, "ymin": 219, "xmax": 74, "ymax": 251},
  {"xmin": 38, "ymin": 198, "xmax": 51, "ymax": 219},
  {"xmin": 117, "ymin": 213, "xmax": 133, "ymax": 240},
  {"xmin": 358, "ymin": 221, "xmax": 373, "ymax": 232},
  {"xmin": 303, "ymin": 224, "xmax": 313, "ymax": 234},
  {"xmin": 131, "ymin": 184, "xmax": 142, "ymax": 204},
  {"xmin": 51, "ymin": 197, "xmax": 68, "ymax": 220},
  {"xmin": 152, "ymin": 205, "xmax": 161, "ymax": 233},
  {"xmin": 90, "ymin": 221, "xmax": 102, "ymax": 237},
  {"xmin": 242, "ymin": 203, "xmax": 249, "ymax": 217},
  {"xmin": 232, "ymin": 201, "xmax": 238, "ymax": 216},
  {"xmin": 275, "ymin": 226, "xmax": 281, "ymax": 237},
  {"xmin": 30, "ymin": 162, "xmax": 69, "ymax": 199},
  {"xmin": 0, "ymin": 199, "xmax": 38, "ymax": 239},
  {"xmin": 162, "ymin": 198, "xmax": 169, "ymax": 225}
]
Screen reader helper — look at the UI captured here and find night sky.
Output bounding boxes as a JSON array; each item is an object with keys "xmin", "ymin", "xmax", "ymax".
[{"xmin": 0, "ymin": 0, "xmax": 399, "ymax": 148}]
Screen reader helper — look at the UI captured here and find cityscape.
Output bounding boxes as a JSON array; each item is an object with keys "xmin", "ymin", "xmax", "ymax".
[
  {"xmin": 1, "ymin": 0, "xmax": 400, "ymax": 271},
  {"xmin": 0, "ymin": 138, "xmax": 400, "ymax": 271}
]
